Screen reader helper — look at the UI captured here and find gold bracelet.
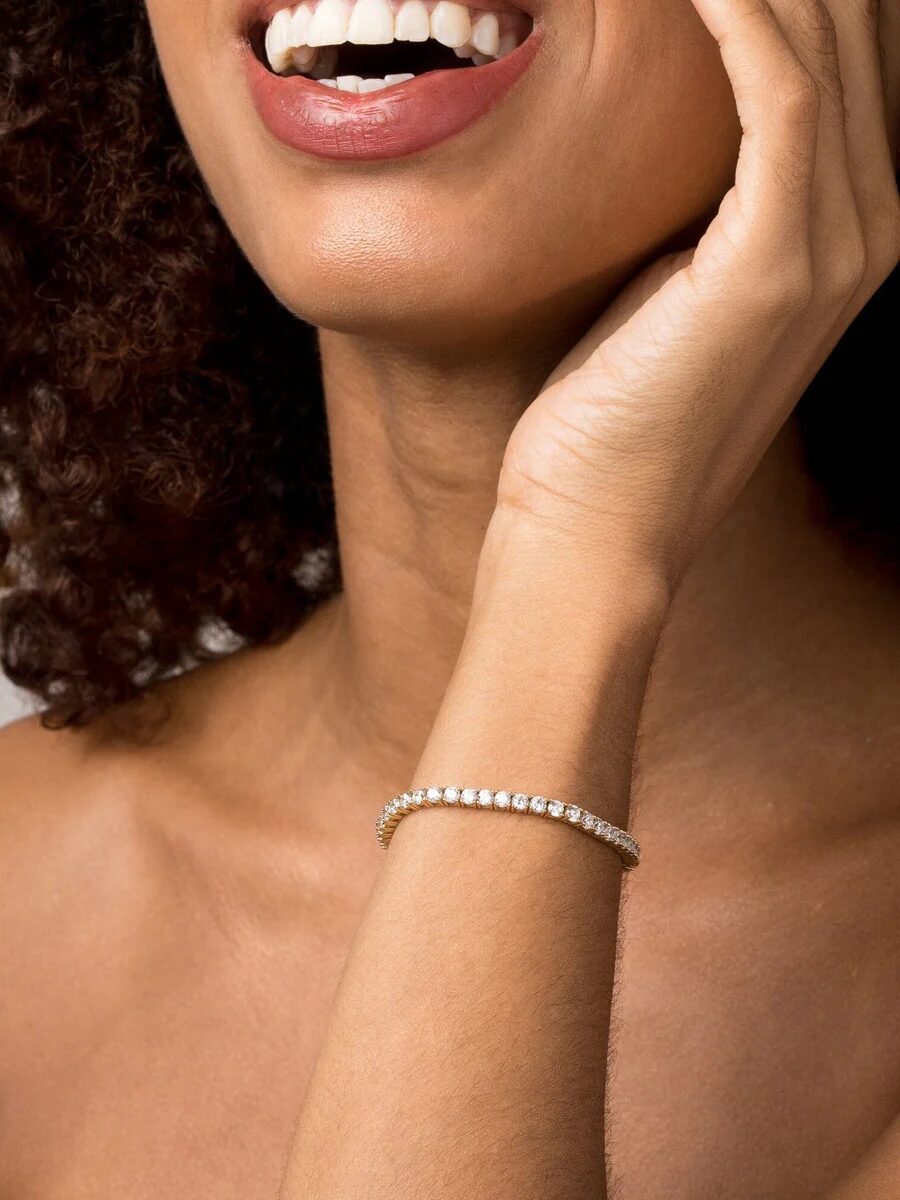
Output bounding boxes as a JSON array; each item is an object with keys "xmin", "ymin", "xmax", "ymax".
[{"xmin": 375, "ymin": 786, "xmax": 640, "ymax": 870}]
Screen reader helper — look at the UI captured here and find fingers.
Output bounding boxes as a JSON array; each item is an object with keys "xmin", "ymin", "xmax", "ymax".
[
  {"xmin": 688, "ymin": 0, "xmax": 898, "ymax": 319},
  {"xmin": 826, "ymin": 0, "xmax": 900, "ymax": 293},
  {"xmin": 766, "ymin": 0, "xmax": 864, "ymax": 307},
  {"xmin": 689, "ymin": 0, "xmax": 821, "ymax": 254}
]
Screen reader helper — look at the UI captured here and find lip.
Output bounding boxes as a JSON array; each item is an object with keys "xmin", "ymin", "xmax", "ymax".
[{"xmin": 241, "ymin": 15, "xmax": 543, "ymax": 162}]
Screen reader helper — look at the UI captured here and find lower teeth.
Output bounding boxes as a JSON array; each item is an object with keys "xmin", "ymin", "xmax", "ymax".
[{"xmin": 318, "ymin": 73, "xmax": 415, "ymax": 91}]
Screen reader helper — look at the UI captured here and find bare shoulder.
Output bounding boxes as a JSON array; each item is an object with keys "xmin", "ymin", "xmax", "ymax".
[
  {"xmin": 0, "ymin": 714, "xmax": 150, "ymax": 945},
  {"xmin": 0, "ymin": 714, "xmax": 100, "ymax": 858},
  {"xmin": 0, "ymin": 711, "xmax": 195, "ymax": 1087},
  {"xmin": 0, "ymin": 710, "xmax": 180, "ymax": 973},
  {"xmin": 0, "ymin": 648, "xmax": 281, "ymax": 895},
  {"xmin": 0, "ymin": 712, "xmax": 136, "ymax": 862}
]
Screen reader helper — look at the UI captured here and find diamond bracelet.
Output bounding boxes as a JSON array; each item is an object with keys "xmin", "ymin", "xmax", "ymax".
[{"xmin": 375, "ymin": 786, "xmax": 640, "ymax": 870}]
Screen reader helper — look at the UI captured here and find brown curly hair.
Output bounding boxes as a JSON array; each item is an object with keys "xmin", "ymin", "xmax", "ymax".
[{"xmin": 0, "ymin": 0, "xmax": 896, "ymax": 729}]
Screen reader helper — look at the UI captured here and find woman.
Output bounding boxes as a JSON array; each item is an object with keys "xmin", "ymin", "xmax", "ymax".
[{"xmin": 0, "ymin": 0, "xmax": 898, "ymax": 1194}]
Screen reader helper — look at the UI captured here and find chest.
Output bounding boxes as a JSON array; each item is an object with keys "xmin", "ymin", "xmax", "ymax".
[
  {"xmin": 2, "ymin": 817, "xmax": 898, "ymax": 1200},
  {"xmin": 609, "ymin": 797, "xmax": 900, "ymax": 1198}
]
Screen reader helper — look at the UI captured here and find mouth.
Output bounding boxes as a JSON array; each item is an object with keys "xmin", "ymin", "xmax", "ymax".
[{"xmin": 242, "ymin": 0, "xmax": 540, "ymax": 161}]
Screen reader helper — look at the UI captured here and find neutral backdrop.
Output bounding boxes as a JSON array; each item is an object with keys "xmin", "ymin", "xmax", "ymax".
[{"xmin": 0, "ymin": 676, "xmax": 30, "ymax": 728}]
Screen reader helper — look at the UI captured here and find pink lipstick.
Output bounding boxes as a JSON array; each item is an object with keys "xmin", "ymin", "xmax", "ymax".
[{"xmin": 242, "ymin": 1, "xmax": 541, "ymax": 161}]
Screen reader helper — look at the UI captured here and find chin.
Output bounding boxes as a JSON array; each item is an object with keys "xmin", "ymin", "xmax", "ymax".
[{"xmin": 147, "ymin": 0, "xmax": 742, "ymax": 348}]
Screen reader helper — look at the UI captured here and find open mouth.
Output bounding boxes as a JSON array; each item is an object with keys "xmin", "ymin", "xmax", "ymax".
[
  {"xmin": 243, "ymin": 0, "xmax": 541, "ymax": 160},
  {"xmin": 251, "ymin": 0, "xmax": 534, "ymax": 93}
]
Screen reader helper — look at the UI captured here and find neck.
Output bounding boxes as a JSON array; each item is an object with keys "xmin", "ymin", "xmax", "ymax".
[
  {"xmin": 315, "ymin": 325, "xmax": 891, "ymax": 779},
  {"xmin": 316, "ymin": 325, "xmax": 572, "ymax": 766},
  {"xmin": 166, "ymin": 327, "xmax": 898, "ymax": 833}
]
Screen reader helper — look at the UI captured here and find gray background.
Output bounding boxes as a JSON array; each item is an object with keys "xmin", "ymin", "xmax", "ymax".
[{"xmin": 0, "ymin": 676, "xmax": 30, "ymax": 727}]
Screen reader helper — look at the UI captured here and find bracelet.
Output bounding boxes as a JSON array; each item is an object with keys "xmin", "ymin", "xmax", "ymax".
[{"xmin": 375, "ymin": 786, "xmax": 640, "ymax": 870}]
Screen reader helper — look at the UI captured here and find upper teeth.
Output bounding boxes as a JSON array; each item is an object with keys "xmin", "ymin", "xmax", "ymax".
[{"xmin": 264, "ymin": 0, "xmax": 523, "ymax": 81}]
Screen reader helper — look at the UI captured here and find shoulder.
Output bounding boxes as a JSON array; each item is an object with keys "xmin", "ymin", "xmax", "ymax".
[
  {"xmin": 0, "ymin": 711, "xmax": 135, "ymax": 835},
  {"xmin": 0, "ymin": 715, "xmax": 151, "ymax": 931},
  {"xmin": 0, "ymin": 703, "xmax": 209, "ymax": 895},
  {"xmin": 0, "ymin": 711, "xmax": 200, "ymax": 1062},
  {"xmin": 0, "ymin": 708, "xmax": 206, "ymax": 991},
  {"xmin": 0, "ymin": 714, "xmax": 177, "ymax": 1126}
]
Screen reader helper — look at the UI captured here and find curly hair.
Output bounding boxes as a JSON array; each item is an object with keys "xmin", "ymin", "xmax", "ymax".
[
  {"xmin": 0, "ymin": 0, "xmax": 338, "ymax": 727},
  {"xmin": 0, "ymin": 0, "xmax": 896, "ymax": 729}
]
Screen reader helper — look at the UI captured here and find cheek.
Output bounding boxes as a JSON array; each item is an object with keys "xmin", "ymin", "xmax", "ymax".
[{"xmin": 572, "ymin": 0, "xmax": 740, "ymax": 244}]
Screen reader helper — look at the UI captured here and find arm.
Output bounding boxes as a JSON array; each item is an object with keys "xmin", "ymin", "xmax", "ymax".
[
  {"xmin": 281, "ymin": 0, "xmax": 899, "ymax": 1195},
  {"xmin": 282, "ymin": 524, "xmax": 667, "ymax": 1199}
]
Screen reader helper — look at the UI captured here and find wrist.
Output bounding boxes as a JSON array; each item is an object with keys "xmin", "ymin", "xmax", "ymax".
[
  {"xmin": 413, "ymin": 509, "xmax": 669, "ymax": 825},
  {"xmin": 471, "ymin": 504, "xmax": 674, "ymax": 640}
]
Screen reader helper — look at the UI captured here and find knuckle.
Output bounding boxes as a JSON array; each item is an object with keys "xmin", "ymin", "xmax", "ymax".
[
  {"xmin": 772, "ymin": 64, "xmax": 821, "ymax": 125},
  {"xmin": 790, "ymin": 0, "xmax": 838, "ymax": 53},
  {"xmin": 751, "ymin": 255, "xmax": 816, "ymax": 317},
  {"xmin": 820, "ymin": 228, "xmax": 869, "ymax": 304}
]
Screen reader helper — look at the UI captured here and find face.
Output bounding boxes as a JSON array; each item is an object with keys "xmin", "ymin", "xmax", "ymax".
[{"xmin": 145, "ymin": 0, "xmax": 897, "ymax": 353}]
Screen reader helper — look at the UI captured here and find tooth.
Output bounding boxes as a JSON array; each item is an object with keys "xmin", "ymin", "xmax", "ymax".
[
  {"xmin": 290, "ymin": 45, "xmax": 318, "ymax": 71},
  {"xmin": 453, "ymin": 42, "xmax": 475, "ymax": 58},
  {"xmin": 471, "ymin": 51, "xmax": 492, "ymax": 65},
  {"xmin": 496, "ymin": 31, "xmax": 518, "ymax": 58},
  {"xmin": 471, "ymin": 12, "xmax": 499, "ymax": 57},
  {"xmin": 336, "ymin": 74, "xmax": 362, "ymax": 92},
  {"xmin": 307, "ymin": 0, "xmax": 351, "ymax": 47},
  {"xmin": 288, "ymin": 3, "xmax": 314, "ymax": 46},
  {"xmin": 394, "ymin": 0, "xmax": 430, "ymax": 42},
  {"xmin": 430, "ymin": 1, "xmax": 471, "ymax": 49},
  {"xmin": 319, "ymin": 77, "xmax": 339, "ymax": 87},
  {"xmin": 347, "ymin": 0, "xmax": 394, "ymax": 44},
  {"xmin": 358, "ymin": 76, "xmax": 390, "ymax": 92},
  {"xmin": 265, "ymin": 8, "xmax": 293, "ymax": 73},
  {"xmin": 385, "ymin": 72, "xmax": 415, "ymax": 84}
]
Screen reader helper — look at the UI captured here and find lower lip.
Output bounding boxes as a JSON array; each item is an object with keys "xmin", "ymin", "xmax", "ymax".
[{"xmin": 244, "ymin": 28, "xmax": 542, "ymax": 161}]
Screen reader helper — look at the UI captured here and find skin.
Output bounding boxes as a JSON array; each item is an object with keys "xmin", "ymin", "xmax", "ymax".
[
  {"xmin": 155, "ymin": 0, "xmax": 743, "ymax": 350},
  {"xmin": 0, "ymin": 0, "xmax": 898, "ymax": 1197}
]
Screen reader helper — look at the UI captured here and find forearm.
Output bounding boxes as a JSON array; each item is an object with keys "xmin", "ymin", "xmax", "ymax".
[{"xmin": 281, "ymin": 514, "xmax": 669, "ymax": 1200}]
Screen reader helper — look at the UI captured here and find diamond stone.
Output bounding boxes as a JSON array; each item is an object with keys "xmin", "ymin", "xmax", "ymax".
[
  {"xmin": 581, "ymin": 812, "xmax": 597, "ymax": 831},
  {"xmin": 477, "ymin": 789, "xmax": 494, "ymax": 808},
  {"xmin": 461, "ymin": 788, "xmax": 478, "ymax": 806},
  {"xmin": 547, "ymin": 799, "xmax": 565, "ymax": 819},
  {"xmin": 443, "ymin": 787, "xmax": 460, "ymax": 805},
  {"xmin": 493, "ymin": 791, "xmax": 511, "ymax": 809},
  {"xmin": 511, "ymin": 793, "xmax": 529, "ymax": 812},
  {"xmin": 529, "ymin": 795, "xmax": 547, "ymax": 814},
  {"xmin": 425, "ymin": 787, "xmax": 442, "ymax": 805},
  {"xmin": 565, "ymin": 805, "xmax": 582, "ymax": 823}
]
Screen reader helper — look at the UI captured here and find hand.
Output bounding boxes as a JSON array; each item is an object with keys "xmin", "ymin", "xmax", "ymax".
[{"xmin": 498, "ymin": 0, "xmax": 899, "ymax": 591}]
